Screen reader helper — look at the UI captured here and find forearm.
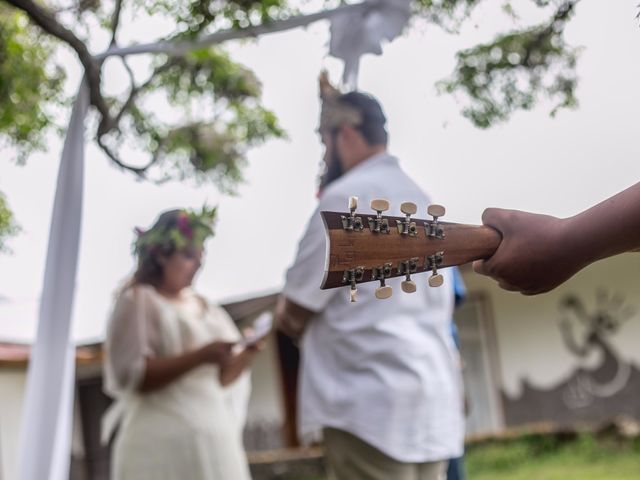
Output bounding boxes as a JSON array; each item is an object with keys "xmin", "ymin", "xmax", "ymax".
[
  {"xmin": 138, "ymin": 348, "xmax": 206, "ymax": 393},
  {"xmin": 275, "ymin": 295, "xmax": 315, "ymax": 340},
  {"xmin": 565, "ymin": 181, "xmax": 640, "ymax": 264}
]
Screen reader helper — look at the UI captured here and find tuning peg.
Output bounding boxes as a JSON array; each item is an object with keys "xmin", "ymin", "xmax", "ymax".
[
  {"xmin": 401, "ymin": 280, "xmax": 417, "ymax": 293},
  {"xmin": 399, "ymin": 258, "xmax": 418, "ymax": 293},
  {"xmin": 344, "ymin": 267, "xmax": 364, "ymax": 302},
  {"xmin": 426, "ymin": 253, "xmax": 444, "ymax": 288},
  {"xmin": 350, "ymin": 285, "xmax": 358, "ymax": 303},
  {"xmin": 375, "ymin": 284, "xmax": 393, "ymax": 299},
  {"xmin": 427, "ymin": 204, "xmax": 445, "ymax": 219},
  {"xmin": 342, "ymin": 196, "xmax": 364, "ymax": 231},
  {"xmin": 398, "ymin": 201, "xmax": 418, "ymax": 236},
  {"xmin": 425, "ymin": 204, "xmax": 446, "ymax": 239},
  {"xmin": 372, "ymin": 263, "xmax": 392, "ymax": 299},
  {"xmin": 401, "ymin": 202, "xmax": 417, "ymax": 215},
  {"xmin": 369, "ymin": 199, "xmax": 390, "ymax": 234},
  {"xmin": 371, "ymin": 198, "xmax": 390, "ymax": 213}
]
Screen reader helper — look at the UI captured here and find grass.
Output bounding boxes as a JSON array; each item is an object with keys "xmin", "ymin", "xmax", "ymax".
[
  {"xmin": 264, "ymin": 431, "xmax": 640, "ymax": 480},
  {"xmin": 465, "ymin": 432, "xmax": 640, "ymax": 480}
]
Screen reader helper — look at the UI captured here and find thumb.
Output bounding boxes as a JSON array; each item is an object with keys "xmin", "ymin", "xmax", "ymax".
[{"xmin": 481, "ymin": 208, "xmax": 512, "ymax": 234}]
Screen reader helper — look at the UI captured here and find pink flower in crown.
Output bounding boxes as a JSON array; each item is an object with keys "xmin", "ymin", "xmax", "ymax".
[
  {"xmin": 134, "ymin": 227, "xmax": 146, "ymax": 237},
  {"xmin": 176, "ymin": 212, "xmax": 193, "ymax": 238}
]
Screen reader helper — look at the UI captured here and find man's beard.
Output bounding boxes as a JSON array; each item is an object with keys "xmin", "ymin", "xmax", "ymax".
[{"xmin": 319, "ymin": 134, "xmax": 344, "ymax": 191}]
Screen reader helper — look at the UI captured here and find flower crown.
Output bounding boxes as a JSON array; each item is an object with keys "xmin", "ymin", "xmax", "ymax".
[{"xmin": 133, "ymin": 206, "xmax": 218, "ymax": 259}]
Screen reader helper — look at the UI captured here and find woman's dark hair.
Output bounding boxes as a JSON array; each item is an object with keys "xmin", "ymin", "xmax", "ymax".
[
  {"xmin": 131, "ymin": 209, "xmax": 183, "ymax": 287},
  {"xmin": 338, "ymin": 91, "xmax": 388, "ymax": 146}
]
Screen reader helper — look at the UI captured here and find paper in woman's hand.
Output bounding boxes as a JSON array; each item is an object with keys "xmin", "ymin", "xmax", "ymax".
[{"xmin": 238, "ymin": 312, "xmax": 273, "ymax": 348}]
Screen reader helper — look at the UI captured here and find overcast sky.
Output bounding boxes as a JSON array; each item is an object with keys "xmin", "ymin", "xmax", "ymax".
[{"xmin": 1, "ymin": 0, "xmax": 639, "ymax": 343}]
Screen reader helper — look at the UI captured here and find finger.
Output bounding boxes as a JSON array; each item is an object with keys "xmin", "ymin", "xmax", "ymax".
[
  {"xmin": 473, "ymin": 259, "xmax": 488, "ymax": 276},
  {"xmin": 481, "ymin": 208, "xmax": 502, "ymax": 227},
  {"xmin": 481, "ymin": 208, "xmax": 513, "ymax": 234},
  {"xmin": 497, "ymin": 281, "xmax": 521, "ymax": 292}
]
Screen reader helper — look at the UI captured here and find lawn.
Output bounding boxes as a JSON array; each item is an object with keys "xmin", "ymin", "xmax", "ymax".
[
  {"xmin": 260, "ymin": 431, "xmax": 640, "ymax": 480},
  {"xmin": 465, "ymin": 432, "xmax": 640, "ymax": 480}
]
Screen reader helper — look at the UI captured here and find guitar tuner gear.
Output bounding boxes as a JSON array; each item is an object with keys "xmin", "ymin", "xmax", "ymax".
[
  {"xmin": 368, "ymin": 198, "xmax": 390, "ymax": 234},
  {"xmin": 341, "ymin": 196, "xmax": 364, "ymax": 231},
  {"xmin": 343, "ymin": 267, "xmax": 365, "ymax": 302},
  {"xmin": 399, "ymin": 258, "xmax": 419, "ymax": 293},
  {"xmin": 372, "ymin": 263, "xmax": 393, "ymax": 299},
  {"xmin": 425, "ymin": 252, "xmax": 444, "ymax": 288},
  {"xmin": 425, "ymin": 204, "xmax": 446, "ymax": 240},
  {"xmin": 397, "ymin": 202, "xmax": 418, "ymax": 236}
]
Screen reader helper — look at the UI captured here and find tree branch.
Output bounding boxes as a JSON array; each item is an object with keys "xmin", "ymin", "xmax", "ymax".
[
  {"xmin": 95, "ymin": 1, "xmax": 372, "ymax": 60},
  {"xmin": 109, "ymin": 0, "xmax": 123, "ymax": 46},
  {"xmin": 4, "ymin": 0, "xmax": 115, "ymax": 133},
  {"xmin": 96, "ymin": 135, "xmax": 147, "ymax": 177},
  {"xmin": 96, "ymin": 131, "xmax": 166, "ymax": 178}
]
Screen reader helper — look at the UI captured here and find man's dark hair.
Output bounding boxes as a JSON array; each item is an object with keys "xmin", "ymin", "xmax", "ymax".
[{"xmin": 338, "ymin": 91, "xmax": 388, "ymax": 146}]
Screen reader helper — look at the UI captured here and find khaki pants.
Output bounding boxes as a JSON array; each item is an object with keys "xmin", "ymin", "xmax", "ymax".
[{"xmin": 323, "ymin": 428, "xmax": 448, "ymax": 480}]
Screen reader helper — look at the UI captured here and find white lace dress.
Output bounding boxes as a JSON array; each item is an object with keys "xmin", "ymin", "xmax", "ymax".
[{"xmin": 103, "ymin": 285, "xmax": 252, "ymax": 480}]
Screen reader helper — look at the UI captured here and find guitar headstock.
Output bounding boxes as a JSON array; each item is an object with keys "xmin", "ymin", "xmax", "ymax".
[{"xmin": 321, "ymin": 196, "xmax": 501, "ymax": 302}]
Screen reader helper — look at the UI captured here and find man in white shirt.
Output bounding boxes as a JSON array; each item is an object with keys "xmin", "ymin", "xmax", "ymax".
[{"xmin": 275, "ymin": 77, "xmax": 464, "ymax": 480}]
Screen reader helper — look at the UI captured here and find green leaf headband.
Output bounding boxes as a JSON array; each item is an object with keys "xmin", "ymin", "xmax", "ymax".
[{"xmin": 133, "ymin": 206, "xmax": 218, "ymax": 259}]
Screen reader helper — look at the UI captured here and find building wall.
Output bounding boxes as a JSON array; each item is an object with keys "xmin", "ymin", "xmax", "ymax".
[
  {"xmin": 0, "ymin": 369, "xmax": 26, "ymax": 480},
  {"xmin": 462, "ymin": 253, "xmax": 640, "ymax": 428},
  {"xmin": 242, "ymin": 316, "xmax": 287, "ymax": 451}
]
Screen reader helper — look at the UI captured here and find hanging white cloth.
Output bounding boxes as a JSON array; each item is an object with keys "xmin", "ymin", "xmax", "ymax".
[
  {"xmin": 329, "ymin": 0, "xmax": 412, "ymax": 89},
  {"xmin": 17, "ymin": 79, "xmax": 89, "ymax": 480}
]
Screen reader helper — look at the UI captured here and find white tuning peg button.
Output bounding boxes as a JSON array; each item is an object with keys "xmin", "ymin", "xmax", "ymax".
[
  {"xmin": 370, "ymin": 198, "xmax": 390, "ymax": 213},
  {"xmin": 401, "ymin": 280, "xmax": 417, "ymax": 293},
  {"xmin": 349, "ymin": 196, "xmax": 358, "ymax": 210},
  {"xmin": 427, "ymin": 204, "xmax": 446, "ymax": 218},
  {"xmin": 375, "ymin": 285, "xmax": 393, "ymax": 299},
  {"xmin": 428, "ymin": 274, "xmax": 444, "ymax": 288},
  {"xmin": 400, "ymin": 202, "xmax": 417, "ymax": 216}
]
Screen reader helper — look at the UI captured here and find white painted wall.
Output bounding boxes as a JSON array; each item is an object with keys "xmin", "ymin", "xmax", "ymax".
[
  {"xmin": 0, "ymin": 369, "xmax": 26, "ymax": 480},
  {"xmin": 462, "ymin": 253, "xmax": 640, "ymax": 398},
  {"xmin": 246, "ymin": 335, "xmax": 285, "ymax": 426}
]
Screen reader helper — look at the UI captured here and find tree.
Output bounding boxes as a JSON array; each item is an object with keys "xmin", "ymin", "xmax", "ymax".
[
  {"xmin": 0, "ymin": 0, "xmax": 628, "ymax": 202},
  {"xmin": 0, "ymin": 192, "xmax": 19, "ymax": 252}
]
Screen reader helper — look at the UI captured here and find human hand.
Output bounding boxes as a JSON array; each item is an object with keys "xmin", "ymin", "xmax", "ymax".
[
  {"xmin": 473, "ymin": 208, "xmax": 586, "ymax": 295},
  {"xmin": 198, "ymin": 341, "xmax": 235, "ymax": 366},
  {"xmin": 240, "ymin": 327, "xmax": 267, "ymax": 353}
]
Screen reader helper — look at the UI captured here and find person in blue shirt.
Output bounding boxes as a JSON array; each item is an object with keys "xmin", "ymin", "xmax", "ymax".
[{"xmin": 448, "ymin": 267, "xmax": 467, "ymax": 480}]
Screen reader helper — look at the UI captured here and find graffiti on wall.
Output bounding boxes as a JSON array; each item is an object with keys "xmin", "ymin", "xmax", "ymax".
[{"xmin": 502, "ymin": 289, "xmax": 640, "ymax": 427}]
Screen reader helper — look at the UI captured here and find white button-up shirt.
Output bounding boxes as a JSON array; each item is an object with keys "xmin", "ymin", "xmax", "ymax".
[{"xmin": 283, "ymin": 152, "xmax": 464, "ymax": 462}]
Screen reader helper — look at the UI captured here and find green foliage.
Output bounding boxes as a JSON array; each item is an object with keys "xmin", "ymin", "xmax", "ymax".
[
  {"xmin": 438, "ymin": 1, "xmax": 581, "ymax": 128},
  {"xmin": 0, "ymin": 0, "xmax": 619, "ymax": 184},
  {"xmin": 1, "ymin": 0, "xmax": 286, "ymax": 193},
  {"xmin": 135, "ymin": 0, "xmax": 293, "ymax": 35},
  {"xmin": 133, "ymin": 205, "xmax": 217, "ymax": 259},
  {"xmin": 413, "ymin": 0, "xmax": 484, "ymax": 32},
  {"xmin": 0, "ymin": 6, "xmax": 66, "ymax": 162},
  {"xmin": 108, "ymin": 46, "xmax": 285, "ymax": 190},
  {"xmin": 465, "ymin": 431, "xmax": 640, "ymax": 480},
  {"xmin": 0, "ymin": 191, "xmax": 19, "ymax": 253}
]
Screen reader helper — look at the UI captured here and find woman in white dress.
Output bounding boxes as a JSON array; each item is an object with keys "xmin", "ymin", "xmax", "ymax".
[{"xmin": 103, "ymin": 207, "xmax": 258, "ymax": 480}]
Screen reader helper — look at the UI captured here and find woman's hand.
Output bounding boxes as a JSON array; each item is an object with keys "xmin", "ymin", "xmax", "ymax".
[{"xmin": 198, "ymin": 341, "xmax": 235, "ymax": 366}]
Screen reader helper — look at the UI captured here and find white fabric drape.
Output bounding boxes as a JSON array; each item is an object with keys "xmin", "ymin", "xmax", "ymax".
[{"xmin": 17, "ymin": 79, "xmax": 89, "ymax": 480}]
